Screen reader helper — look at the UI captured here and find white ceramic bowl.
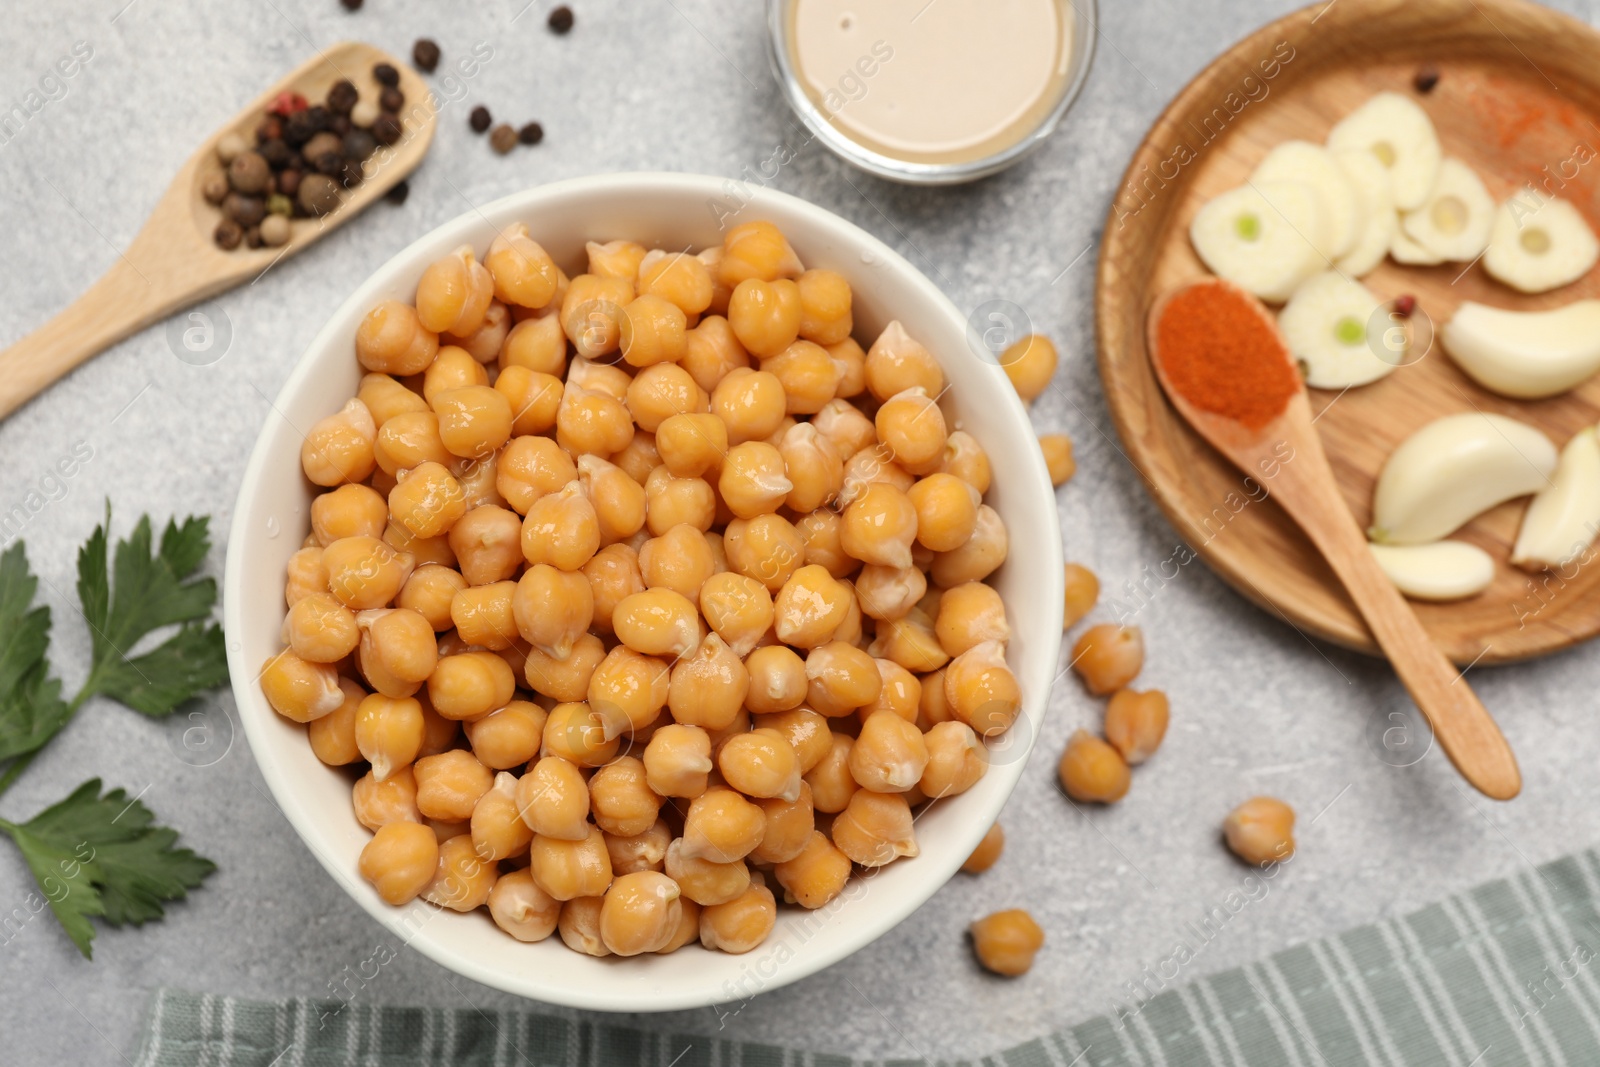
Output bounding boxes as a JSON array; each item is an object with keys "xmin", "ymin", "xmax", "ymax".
[{"xmin": 227, "ymin": 172, "xmax": 1063, "ymax": 1012}]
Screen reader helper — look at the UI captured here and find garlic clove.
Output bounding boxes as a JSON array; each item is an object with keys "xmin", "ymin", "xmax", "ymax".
[
  {"xmin": 1251, "ymin": 140, "xmax": 1363, "ymax": 260},
  {"xmin": 1440, "ymin": 299, "xmax": 1600, "ymax": 399},
  {"xmin": 1511, "ymin": 426, "xmax": 1600, "ymax": 571},
  {"xmin": 1370, "ymin": 541, "xmax": 1495, "ymax": 601},
  {"xmin": 1332, "ymin": 150, "xmax": 1397, "ymax": 277},
  {"xmin": 1370, "ymin": 412, "xmax": 1557, "ymax": 545},
  {"xmin": 1482, "ymin": 196, "xmax": 1600, "ymax": 294},
  {"xmin": 1189, "ymin": 181, "xmax": 1328, "ymax": 304},
  {"xmin": 1278, "ymin": 271, "xmax": 1399, "ymax": 388},
  {"xmin": 1326, "ymin": 91, "xmax": 1441, "ymax": 211},
  {"xmin": 1400, "ymin": 158, "xmax": 1494, "ymax": 262}
]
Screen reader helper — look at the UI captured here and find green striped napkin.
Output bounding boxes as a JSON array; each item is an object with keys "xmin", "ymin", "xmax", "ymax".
[{"xmin": 132, "ymin": 848, "xmax": 1600, "ymax": 1066}]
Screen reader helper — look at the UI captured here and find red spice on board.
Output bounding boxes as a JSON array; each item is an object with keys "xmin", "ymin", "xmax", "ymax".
[{"xmin": 1155, "ymin": 281, "xmax": 1298, "ymax": 430}]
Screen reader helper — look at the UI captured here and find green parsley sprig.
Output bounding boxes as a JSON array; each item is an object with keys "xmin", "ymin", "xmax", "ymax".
[{"xmin": 0, "ymin": 508, "xmax": 228, "ymax": 956}]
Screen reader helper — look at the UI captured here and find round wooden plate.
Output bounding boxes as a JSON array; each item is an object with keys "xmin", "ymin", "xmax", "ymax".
[{"xmin": 1096, "ymin": 0, "xmax": 1600, "ymax": 665}]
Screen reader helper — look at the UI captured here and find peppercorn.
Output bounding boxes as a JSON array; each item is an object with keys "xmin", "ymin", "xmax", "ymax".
[
  {"xmin": 267, "ymin": 193, "xmax": 293, "ymax": 217},
  {"xmin": 216, "ymin": 132, "xmax": 248, "ymax": 164},
  {"xmin": 370, "ymin": 112, "xmax": 403, "ymax": 145},
  {"xmin": 385, "ymin": 180, "xmax": 410, "ymax": 206},
  {"xmin": 327, "ymin": 79, "xmax": 359, "ymax": 115},
  {"xmin": 351, "ymin": 99, "xmax": 380, "ymax": 128},
  {"xmin": 278, "ymin": 168, "xmax": 303, "ymax": 199},
  {"xmin": 338, "ymin": 159, "xmax": 365, "ymax": 189},
  {"xmin": 259, "ymin": 138, "xmax": 292, "ymax": 169},
  {"xmin": 489, "ymin": 124, "xmax": 518, "ymax": 154},
  {"xmin": 548, "ymin": 5, "xmax": 574, "ymax": 33},
  {"xmin": 305, "ymin": 106, "xmax": 331, "ymax": 131},
  {"xmin": 340, "ymin": 0, "xmax": 362, "ymax": 9},
  {"xmin": 244, "ymin": 225, "xmax": 264, "ymax": 250},
  {"xmin": 299, "ymin": 174, "xmax": 341, "ymax": 216},
  {"xmin": 1393, "ymin": 294, "xmax": 1417, "ymax": 319},
  {"xmin": 302, "ymin": 130, "xmax": 340, "ymax": 161},
  {"xmin": 379, "ymin": 86, "xmax": 405, "ymax": 113},
  {"xmin": 223, "ymin": 192, "xmax": 266, "ymax": 228},
  {"xmin": 313, "ymin": 151, "xmax": 344, "ymax": 177},
  {"xmin": 373, "ymin": 62, "xmax": 399, "ymax": 87},
  {"xmin": 256, "ymin": 117, "xmax": 282, "ymax": 144},
  {"xmin": 270, "ymin": 90, "xmax": 309, "ymax": 116},
  {"xmin": 412, "ymin": 39, "xmax": 441, "ymax": 73},
  {"xmin": 469, "ymin": 106, "xmax": 492, "ymax": 133},
  {"xmin": 1414, "ymin": 67, "xmax": 1440, "ymax": 93},
  {"xmin": 261, "ymin": 214, "xmax": 292, "ymax": 247},
  {"xmin": 201, "ymin": 172, "xmax": 229, "ymax": 205},
  {"xmin": 214, "ymin": 219, "xmax": 243, "ymax": 250},
  {"xmin": 518, "ymin": 122, "xmax": 544, "ymax": 146},
  {"xmin": 343, "ymin": 128, "xmax": 377, "ymax": 162},
  {"xmin": 227, "ymin": 150, "xmax": 271, "ymax": 194},
  {"xmin": 284, "ymin": 110, "xmax": 317, "ymax": 146},
  {"xmin": 330, "ymin": 114, "xmax": 353, "ymax": 137}
]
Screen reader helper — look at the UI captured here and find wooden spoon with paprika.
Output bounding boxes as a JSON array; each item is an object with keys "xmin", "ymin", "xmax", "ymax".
[{"xmin": 1147, "ymin": 278, "xmax": 1520, "ymax": 800}]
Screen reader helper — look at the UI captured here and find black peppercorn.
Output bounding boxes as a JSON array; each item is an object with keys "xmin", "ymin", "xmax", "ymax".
[
  {"xmin": 1414, "ymin": 66, "xmax": 1440, "ymax": 93},
  {"xmin": 413, "ymin": 39, "xmax": 441, "ymax": 73},
  {"xmin": 223, "ymin": 192, "xmax": 267, "ymax": 228},
  {"xmin": 379, "ymin": 86, "xmax": 405, "ymax": 113},
  {"xmin": 343, "ymin": 128, "xmax": 378, "ymax": 162},
  {"xmin": 306, "ymin": 105, "xmax": 332, "ymax": 131},
  {"xmin": 259, "ymin": 138, "xmax": 293, "ymax": 168},
  {"xmin": 214, "ymin": 218, "xmax": 243, "ymax": 250},
  {"xmin": 489, "ymin": 124, "xmax": 518, "ymax": 155},
  {"xmin": 518, "ymin": 122, "xmax": 544, "ymax": 146},
  {"xmin": 278, "ymin": 168, "xmax": 303, "ymax": 198},
  {"xmin": 385, "ymin": 180, "xmax": 410, "ymax": 206},
  {"xmin": 244, "ymin": 225, "xmax": 264, "ymax": 250},
  {"xmin": 256, "ymin": 116, "xmax": 282, "ymax": 144},
  {"xmin": 469, "ymin": 105, "xmax": 492, "ymax": 133},
  {"xmin": 338, "ymin": 159, "xmax": 365, "ymax": 189},
  {"xmin": 327, "ymin": 79, "xmax": 359, "ymax": 115},
  {"xmin": 330, "ymin": 114, "xmax": 352, "ymax": 137},
  {"xmin": 370, "ymin": 112, "xmax": 403, "ymax": 145},
  {"xmin": 373, "ymin": 62, "xmax": 399, "ymax": 87},
  {"xmin": 299, "ymin": 174, "xmax": 342, "ymax": 216},
  {"xmin": 313, "ymin": 151, "xmax": 342, "ymax": 177},
  {"xmin": 340, "ymin": 0, "xmax": 363, "ymax": 10},
  {"xmin": 283, "ymin": 110, "xmax": 317, "ymax": 146},
  {"xmin": 548, "ymin": 6, "xmax": 574, "ymax": 33}
]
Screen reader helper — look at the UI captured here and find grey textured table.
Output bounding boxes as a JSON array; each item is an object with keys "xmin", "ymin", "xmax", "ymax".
[{"xmin": 3, "ymin": 1, "xmax": 1597, "ymax": 1062}]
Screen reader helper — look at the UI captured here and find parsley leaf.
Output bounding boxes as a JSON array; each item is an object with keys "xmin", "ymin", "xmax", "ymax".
[
  {"xmin": 0, "ymin": 543, "xmax": 73, "ymax": 763},
  {"xmin": 0, "ymin": 779, "xmax": 216, "ymax": 958},
  {"xmin": 77, "ymin": 511, "xmax": 229, "ymax": 717}
]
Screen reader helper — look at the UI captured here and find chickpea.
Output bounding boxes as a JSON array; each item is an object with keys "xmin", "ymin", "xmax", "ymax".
[
  {"xmin": 793, "ymin": 268, "xmax": 853, "ymax": 346},
  {"xmin": 421, "ymin": 834, "xmax": 497, "ymax": 912},
  {"xmin": 283, "ymin": 592, "xmax": 359, "ymax": 663},
  {"xmin": 387, "ymin": 462, "xmax": 466, "ymax": 541},
  {"xmin": 618, "ymin": 294, "xmax": 689, "ymax": 368},
  {"xmin": 771, "ymin": 564, "xmax": 851, "ymax": 649},
  {"xmin": 682, "ymin": 315, "xmax": 750, "ymax": 393},
  {"xmin": 643, "ymin": 723, "xmax": 714, "ymax": 798},
  {"xmin": 906, "ymin": 473, "xmax": 980, "ymax": 553},
  {"xmin": 1103, "ymin": 688, "xmax": 1169, "ymax": 766},
  {"xmin": 1071, "ymin": 623, "xmax": 1143, "ymax": 694},
  {"xmin": 311, "ymin": 484, "xmax": 387, "ymax": 546},
  {"xmin": 934, "ymin": 583, "xmax": 1010, "ymax": 659},
  {"xmin": 417, "ymin": 245, "xmax": 494, "ymax": 337},
  {"xmin": 812, "ymin": 399, "xmax": 876, "ymax": 460},
  {"xmin": 464, "ymin": 699, "xmax": 547, "ymax": 770},
  {"xmin": 285, "ymin": 546, "xmax": 329, "ymax": 607},
  {"xmin": 357, "ymin": 373, "xmax": 427, "ymax": 430},
  {"xmin": 586, "ymin": 645, "xmax": 671, "ymax": 740},
  {"xmin": 916, "ymin": 667, "xmax": 953, "ymax": 731},
  {"xmin": 356, "ymin": 301, "xmax": 441, "ymax": 377},
  {"xmin": 356, "ymin": 607, "xmax": 437, "ymax": 697},
  {"xmin": 589, "ymin": 757, "xmax": 662, "ymax": 838},
  {"xmin": 655, "ymin": 413, "xmax": 729, "ymax": 480},
  {"xmin": 764, "ymin": 339, "xmax": 840, "ymax": 414},
  {"xmin": 486, "ymin": 223, "xmax": 560, "ymax": 309},
  {"xmin": 681, "ymin": 786, "xmax": 766, "ymax": 863},
  {"xmin": 849, "ymin": 709, "xmax": 929, "ymax": 792},
  {"xmin": 542, "ymin": 701, "xmax": 622, "ymax": 768},
  {"xmin": 610, "ymin": 588, "xmax": 701, "ymax": 659},
  {"xmin": 644, "ymin": 471, "xmax": 716, "ymax": 538},
  {"xmin": 804, "ymin": 732, "xmax": 858, "ymax": 814},
  {"xmin": 359, "ymin": 822, "xmax": 440, "ymax": 906},
  {"xmin": 301, "ymin": 399, "xmax": 377, "ymax": 487},
  {"xmin": 472, "ymin": 771, "xmax": 536, "ymax": 861},
  {"xmin": 578, "ymin": 454, "xmax": 647, "ymax": 545},
  {"xmin": 523, "ymin": 631, "xmax": 605, "ymax": 704},
  {"xmin": 728, "ymin": 278, "xmax": 802, "ymax": 359},
  {"xmin": 1058, "ymin": 729, "xmax": 1131, "ymax": 804},
  {"xmin": 384, "ymin": 521, "xmax": 455, "ymax": 570},
  {"xmin": 777, "ymin": 423, "xmax": 844, "ymax": 514},
  {"xmin": 261, "ymin": 650, "xmax": 344, "ymax": 723},
  {"xmin": 638, "ymin": 249, "xmax": 715, "ymax": 316},
  {"xmin": 963, "ymin": 822, "xmax": 1005, "ymax": 874},
  {"xmin": 583, "ymin": 543, "xmax": 645, "ymax": 634},
  {"xmin": 1000, "ymin": 334, "xmax": 1058, "ymax": 403},
  {"xmin": 374, "ymin": 411, "xmax": 451, "ymax": 477},
  {"xmin": 806, "ymin": 641, "xmax": 882, "ymax": 717},
  {"xmin": 530, "ymin": 825, "xmax": 614, "ymax": 901},
  {"xmin": 1225, "ymin": 797, "xmax": 1296, "ymax": 866},
  {"xmin": 875, "ymin": 387, "xmax": 947, "ymax": 472},
  {"xmin": 745, "ymin": 644, "xmax": 807, "ymax": 715},
  {"xmin": 1062, "ymin": 563, "xmax": 1099, "ymax": 629},
  {"xmin": 668, "ymin": 633, "xmax": 749, "ymax": 731},
  {"xmin": 699, "ymin": 878, "xmax": 777, "ymax": 954},
  {"xmin": 854, "ymin": 564, "xmax": 927, "ymax": 623},
  {"xmin": 309, "ymin": 678, "xmax": 365, "ymax": 766},
  {"xmin": 488, "ymin": 868, "xmax": 561, "ymax": 942},
  {"xmin": 941, "ymin": 430, "xmax": 992, "ymax": 494},
  {"xmin": 560, "ymin": 274, "xmax": 633, "ymax": 360},
  {"xmin": 920, "ymin": 720, "xmax": 988, "ymax": 798},
  {"xmin": 1039, "ymin": 434, "xmax": 1075, "ymax": 486},
  {"xmin": 658, "ymin": 898, "xmax": 703, "ymax": 954},
  {"xmin": 869, "ymin": 612, "xmax": 949, "ymax": 675},
  {"xmin": 942, "ymin": 640, "xmax": 1020, "ymax": 738},
  {"xmin": 419, "ymin": 699, "xmax": 462, "ymax": 758},
  {"xmin": 440, "ymin": 508, "xmax": 517, "ymax": 588},
  {"xmin": 931, "ymin": 505, "xmax": 1008, "ymax": 587},
  {"xmin": 448, "ymin": 300, "xmax": 510, "ymax": 362},
  {"xmin": 865, "ymin": 321, "xmax": 944, "ymax": 402},
  {"xmin": 723, "ymin": 513, "xmax": 805, "ymax": 594},
  {"xmin": 521, "ymin": 482, "xmax": 601, "ymax": 571},
  {"xmin": 502, "ymin": 314, "xmax": 568, "ymax": 376},
  {"xmin": 841, "ymin": 482, "xmax": 919, "ymax": 570},
  {"xmin": 719, "ymin": 221, "xmax": 803, "ymax": 287},
  {"xmin": 970, "ymin": 909, "xmax": 1044, "ymax": 976},
  {"xmin": 411, "ymin": 749, "xmax": 493, "ymax": 823},
  {"xmin": 610, "ymin": 431, "xmax": 662, "ymax": 486},
  {"xmin": 718, "ymin": 728, "xmax": 802, "ymax": 801},
  {"xmin": 497, "ymin": 435, "xmax": 576, "ymax": 515},
  {"xmin": 353, "ymin": 693, "xmax": 424, "ymax": 781},
  {"xmin": 352, "ymin": 764, "xmax": 420, "ymax": 830},
  {"xmin": 601, "ymin": 871, "xmax": 684, "ymax": 956},
  {"xmin": 422, "ymin": 345, "xmax": 489, "ymax": 406},
  {"xmin": 710, "ymin": 368, "xmax": 786, "ymax": 445},
  {"xmin": 624, "ymin": 363, "xmax": 704, "ymax": 435},
  {"xmin": 665, "ymin": 839, "xmax": 751, "ymax": 906},
  {"xmin": 428, "ymin": 651, "xmax": 516, "ymax": 720},
  {"xmin": 774, "ymin": 830, "xmax": 851, "ymax": 909},
  {"xmin": 605, "ymin": 818, "xmax": 673, "ymax": 875},
  {"xmin": 558, "ymin": 361, "xmax": 636, "ymax": 456},
  {"xmin": 558, "ymin": 896, "xmax": 610, "ymax": 956},
  {"xmin": 832, "ymin": 789, "xmax": 918, "ymax": 867}
]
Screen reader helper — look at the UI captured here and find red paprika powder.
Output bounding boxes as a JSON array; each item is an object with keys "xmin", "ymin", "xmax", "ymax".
[{"xmin": 1155, "ymin": 280, "xmax": 1298, "ymax": 430}]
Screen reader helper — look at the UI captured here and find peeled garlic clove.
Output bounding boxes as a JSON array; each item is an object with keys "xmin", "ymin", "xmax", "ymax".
[
  {"xmin": 1390, "ymin": 221, "xmax": 1444, "ymax": 266},
  {"xmin": 1333, "ymin": 150, "xmax": 1397, "ymax": 277},
  {"xmin": 1400, "ymin": 158, "xmax": 1494, "ymax": 262},
  {"xmin": 1251, "ymin": 140, "xmax": 1362, "ymax": 260},
  {"xmin": 1278, "ymin": 271, "xmax": 1399, "ymax": 388},
  {"xmin": 1326, "ymin": 91, "xmax": 1441, "ymax": 211},
  {"xmin": 1370, "ymin": 412, "xmax": 1557, "ymax": 544},
  {"xmin": 1189, "ymin": 181, "xmax": 1327, "ymax": 304},
  {"xmin": 1482, "ymin": 196, "xmax": 1599, "ymax": 294},
  {"xmin": 1440, "ymin": 299, "xmax": 1600, "ymax": 399},
  {"xmin": 1370, "ymin": 541, "xmax": 1495, "ymax": 601},
  {"xmin": 1511, "ymin": 427, "xmax": 1600, "ymax": 570}
]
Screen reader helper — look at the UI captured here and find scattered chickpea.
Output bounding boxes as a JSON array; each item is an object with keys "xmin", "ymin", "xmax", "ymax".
[
  {"xmin": 962, "ymin": 822, "xmax": 1004, "ymax": 873},
  {"xmin": 1071, "ymin": 623, "xmax": 1144, "ymax": 695},
  {"xmin": 1062, "ymin": 563, "xmax": 1099, "ymax": 629},
  {"xmin": 1224, "ymin": 796, "xmax": 1296, "ymax": 866},
  {"xmin": 1104, "ymin": 689, "xmax": 1169, "ymax": 765},
  {"xmin": 1058, "ymin": 729, "xmax": 1131, "ymax": 804},
  {"xmin": 970, "ymin": 909, "xmax": 1044, "ymax": 976},
  {"xmin": 998, "ymin": 334, "xmax": 1058, "ymax": 403},
  {"xmin": 1039, "ymin": 434, "xmax": 1075, "ymax": 486}
]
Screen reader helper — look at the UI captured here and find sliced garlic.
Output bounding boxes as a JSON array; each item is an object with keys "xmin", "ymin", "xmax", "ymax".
[
  {"xmin": 1389, "ymin": 221, "xmax": 1444, "ymax": 266},
  {"xmin": 1189, "ymin": 182, "xmax": 1327, "ymax": 304},
  {"xmin": 1333, "ymin": 150, "xmax": 1397, "ymax": 277},
  {"xmin": 1400, "ymin": 158, "xmax": 1494, "ymax": 261},
  {"xmin": 1440, "ymin": 299, "xmax": 1600, "ymax": 398},
  {"xmin": 1482, "ymin": 196, "xmax": 1599, "ymax": 294},
  {"xmin": 1326, "ymin": 91, "xmax": 1442, "ymax": 211},
  {"xmin": 1511, "ymin": 426, "xmax": 1600, "ymax": 570},
  {"xmin": 1370, "ymin": 541, "xmax": 1495, "ymax": 601},
  {"xmin": 1370, "ymin": 412, "xmax": 1557, "ymax": 545},
  {"xmin": 1252, "ymin": 140, "xmax": 1361, "ymax": 260},
  {"xmin": 1277, "ymin": 271, "xmax": 1399, "ymax": 388}
]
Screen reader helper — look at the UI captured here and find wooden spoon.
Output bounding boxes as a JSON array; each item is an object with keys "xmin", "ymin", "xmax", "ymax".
[
  {"xmin": 1147, "ymin": 279, "xmax": 1521, "ymax": 800},
  {"xmin": 0, "ymin": 41, "xmax": 435, "ymax": 419}
]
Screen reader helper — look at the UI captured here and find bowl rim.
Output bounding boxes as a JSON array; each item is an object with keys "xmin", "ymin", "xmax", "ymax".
[
  {"xmin": 762, "ymin": 0, "xmax": 1098, "ymax": 185},
  {"xmin": 226, "ymin": 171, "xmax": 1062, "ymax": 1011}
]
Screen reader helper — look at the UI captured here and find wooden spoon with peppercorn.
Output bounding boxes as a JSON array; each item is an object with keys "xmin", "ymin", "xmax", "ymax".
[
  {"xmin": 1147, "ymin": 278, "xmax": 1521, "ymax": 801},
  {"xmin": 0, "ymin": 41, "xmax": 435, "ymax": 419}
]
